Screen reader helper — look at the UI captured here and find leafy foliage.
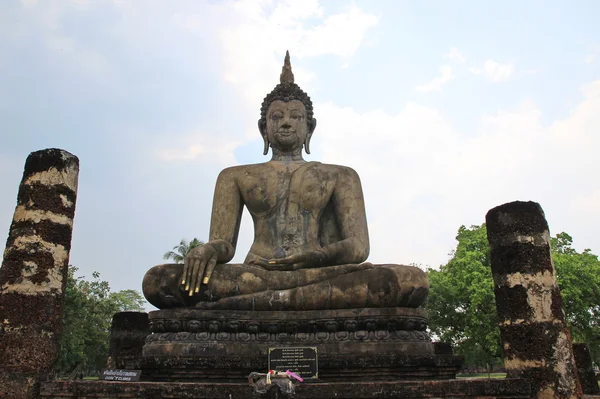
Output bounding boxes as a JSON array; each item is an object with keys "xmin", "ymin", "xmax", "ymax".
[
  {"xmin": 551, "ymin": 232, "xmax": 600, "ymax": 362},
  {"xmin": 54, "ymin": 267, "xmax": 145, "ymax": 376},
  {"xmin": 426, "ymin": 225, "xmax": 500, "ymax": 371},
  {"xmin": 426, "ymin": 224, "xmax": 600, "ymax": 369},
  {"xmin": 163, "ymin": 238, "xmax": 204, "ymax": 263}
]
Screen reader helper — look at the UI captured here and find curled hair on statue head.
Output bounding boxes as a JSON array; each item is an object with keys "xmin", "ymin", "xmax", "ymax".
[{"xmin": 259, "ymin": 51, "xmax": 315, "ymax": 129}]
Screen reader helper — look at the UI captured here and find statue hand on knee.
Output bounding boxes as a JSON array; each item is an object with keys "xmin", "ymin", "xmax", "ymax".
[{"xmin": 181, "ymin": 244, "xmax": 218, "ymax": 296}]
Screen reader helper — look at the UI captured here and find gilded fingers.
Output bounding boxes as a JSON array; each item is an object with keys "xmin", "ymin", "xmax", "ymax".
[
  {"xmin": 202, "ymin": 255, "xmax": 218, "ymax": 286},
  {"xmin": 181, "ymin": 244, "xmax": 219, "ymax": 297}
]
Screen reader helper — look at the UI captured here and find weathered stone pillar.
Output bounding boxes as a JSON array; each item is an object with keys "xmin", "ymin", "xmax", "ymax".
[
  {"xmin": 433, "ymin": 341, "xmax": 454, "ymax": 355},
  {"xmin": 486, "ymin": 201, "xmax": 582, "ymax": 399},
  {"xmin": 572, "ymin": 343, "xmax": 600, "ymax": 395},
  {"xmin": 0, "ymin": 149, "xmax": 79, "ymax": 398}
]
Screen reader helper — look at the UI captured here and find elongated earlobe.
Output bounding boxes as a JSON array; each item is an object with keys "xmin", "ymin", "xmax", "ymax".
[
  {"xmin": 258, "ymin": 119, "xmax": 269, "ymax": 155},
  {"xmin": 304, "ymin": 134, "xmax": 312, "ymax": 154},
  {"xmin": 305, "ymin": 118, "xmax": 317, "ymax": 154}
]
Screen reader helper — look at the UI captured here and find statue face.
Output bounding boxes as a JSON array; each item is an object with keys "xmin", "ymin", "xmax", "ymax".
[{"xmin": 265, "ymin": 100, "xmax": 309, "ymax": 152}]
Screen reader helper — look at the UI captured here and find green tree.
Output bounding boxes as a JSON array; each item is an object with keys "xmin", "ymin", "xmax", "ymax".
[
  {"xmin": 163, "ymin": 238, "xmax": 204, "ymax": 263},
  {"xmin": 426, "ymin": 224, "xmax": 500, "ymax": 373},
  {"xmin": 551, "ymin": 232, "xmax": 600, "ymax": 362},
  {"xmin": 54, "ymin": 267, "xmax": 145, "ymax": 376},
  {"xmin": 426, "ymin": 224, "xmax": 600, "ymax": 370}
]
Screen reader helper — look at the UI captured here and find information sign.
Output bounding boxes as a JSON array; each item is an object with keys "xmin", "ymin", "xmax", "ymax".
[{"xmin": 268, "ymin": 347, "xmax": 318, "ymax": 379}]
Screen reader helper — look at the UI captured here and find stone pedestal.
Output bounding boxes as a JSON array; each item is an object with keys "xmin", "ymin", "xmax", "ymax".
[
  {"xmin": 140, "ymin": 307, "xmax": 463, "ymax": 382},
  {"xmin": 40, "ymin": 378, "xmax": 533, "ymax": 398},
  {"xmin": 108, "ymin": 312, "xmax": 150, "ymax": 370}
]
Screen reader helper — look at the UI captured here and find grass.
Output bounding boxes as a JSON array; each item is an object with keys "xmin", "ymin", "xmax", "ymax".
[{"xmin": 457, "ymin": 372, "xmax": 506, "ymax": 379}]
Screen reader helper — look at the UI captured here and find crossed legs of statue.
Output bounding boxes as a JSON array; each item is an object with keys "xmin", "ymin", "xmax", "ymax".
[{"xmin": 143, "ymin": 263, "xmax": 429, "ymax": 310}]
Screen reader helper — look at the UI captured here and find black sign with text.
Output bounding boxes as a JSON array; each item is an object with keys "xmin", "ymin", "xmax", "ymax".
[
  {"xmin": 99, "ymin": 369, "xmax": 142, "ymax": 382},
  {"xmin": 268, "ymin": 347, "xmax": 318, "ymax": 379}
]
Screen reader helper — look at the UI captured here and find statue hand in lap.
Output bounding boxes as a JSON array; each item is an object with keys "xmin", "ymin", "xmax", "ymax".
[
  {"xmin": 142, "ymin": 52, "xmax": 429, "ymax": 310},
  {"xmin": 249, "ymin": 249, "xmax": 329, "ymax": 271}
]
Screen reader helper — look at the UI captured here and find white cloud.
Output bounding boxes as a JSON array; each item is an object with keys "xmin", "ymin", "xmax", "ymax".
[
  {"xmin": 572, "ymin": 189, "xmax": 600, "ymax": 218},
  {"xmin": 446, "ymin": 47, "xmax": 466, "ymax": 63},
  {"xmin": 470, "ymin": 59, "xmax": 515, "ymax": 82},
  {"xmin": 6, "ymin": 2, "xmax": 111, "ymax": 78},
  {"xmin": 156, "ymin": 132, "xmax": 242, "ymax": 166},
  {"xmin": 585, "ymin": 54, "xmax": 596, "ymax": 64},
  {"xmin": 213, "ymin": 1, "xmax": 378, "ymax": 104},
  {"xmin": 584, "ymin": 44, "xmax": 599, "ymax": 64},
  {"xmin": 312, "ymin": 79, "xmax": 600, "ymax": 267},
  {"xmin": 415, "ymin": 65, "xmax": 455, "ymax": 92},
  {"xmin": 299, "ymin": 5, "xmax": 379, "ymax": 58}
]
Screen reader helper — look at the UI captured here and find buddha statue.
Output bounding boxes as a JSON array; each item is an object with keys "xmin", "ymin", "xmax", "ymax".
[{"xmin": 142, "ymin": 52, "xmax": 429, "ymax": 312}]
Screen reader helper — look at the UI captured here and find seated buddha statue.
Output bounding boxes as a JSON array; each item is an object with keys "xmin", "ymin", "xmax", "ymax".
[{"xmin": 143, "ymin": 52, "xmax": 428, "ymax": 311}]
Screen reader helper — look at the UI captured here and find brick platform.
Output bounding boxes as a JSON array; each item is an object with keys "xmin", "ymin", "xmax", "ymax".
[{"xmin": 41, "ymin": 378, "xmax": 532, "ymax": 399}]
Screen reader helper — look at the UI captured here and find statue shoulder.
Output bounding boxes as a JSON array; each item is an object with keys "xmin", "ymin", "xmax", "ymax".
[
  {"xmin": 319, "ymin": 163, "xmax": 362, "ymax": 180},
  {"xmin": 217, "ymin": 163, "xmax": 269, "ymax": 180}
]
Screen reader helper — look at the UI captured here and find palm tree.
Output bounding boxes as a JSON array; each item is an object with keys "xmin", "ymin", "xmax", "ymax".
[{"xmin": 163, "ymin": 238, "xmax": 204, "ymax": 263}]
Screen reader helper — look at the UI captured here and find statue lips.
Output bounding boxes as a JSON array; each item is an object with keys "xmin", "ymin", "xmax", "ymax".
[
  {"xmin": 276, "ymin": 129, "xmax": 295, "ymax": 137},
  {"xmin": 274, "ymin": 129, "xmax": 298, "ymax": 147}
]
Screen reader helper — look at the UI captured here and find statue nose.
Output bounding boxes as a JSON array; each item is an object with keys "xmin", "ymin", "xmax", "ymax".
[{"xmin": 281, "ymin": 122, "xmax": 291, "ymax": 129}]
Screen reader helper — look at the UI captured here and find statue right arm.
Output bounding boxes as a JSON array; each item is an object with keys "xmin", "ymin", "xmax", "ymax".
[
  {"xmin": 207, "ymin": 167, "xmax": 244, "ymax": 262},
  {"xmin": 181, "ymin": 167, "xmax": 243, "ymax": 295}
]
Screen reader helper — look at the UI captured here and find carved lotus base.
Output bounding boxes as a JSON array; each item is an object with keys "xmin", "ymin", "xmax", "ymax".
[{"xmin": 146, "ymin": 307, "xmax": 429, "ymax": 335}]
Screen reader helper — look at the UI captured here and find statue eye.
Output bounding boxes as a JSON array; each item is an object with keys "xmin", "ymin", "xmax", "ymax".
[
  {"xmin": 271, "ymin": 112, "xmax": 283, "ymax": 120},
  {"xmin": 291, "ymin": 113, "xmax": 303, "ymax": 120}
]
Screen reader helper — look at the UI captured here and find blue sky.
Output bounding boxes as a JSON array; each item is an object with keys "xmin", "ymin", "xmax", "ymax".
[{"xmin": 1, "ymin": 0, "xmax": 599, "ymax": 308}]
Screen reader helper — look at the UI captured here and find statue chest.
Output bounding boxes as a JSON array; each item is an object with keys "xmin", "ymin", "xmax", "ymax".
[{"xmin": 240, "ymin": 170, "xmax": 335, "ymax": 218}]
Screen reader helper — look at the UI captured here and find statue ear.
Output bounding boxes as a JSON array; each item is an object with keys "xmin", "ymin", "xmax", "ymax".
[
  {"xmin": 304, "ymin": 118, "xmax": 317, "ymax": 154},
  {"xmin": 258, "ymin": 119, "xmax": 270, "ymax": 155}
]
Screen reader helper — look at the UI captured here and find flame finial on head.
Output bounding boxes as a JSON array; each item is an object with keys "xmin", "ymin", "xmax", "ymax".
[{"xmin": 280, "ymin": 50, "xmax": 294, "ymax": 84}]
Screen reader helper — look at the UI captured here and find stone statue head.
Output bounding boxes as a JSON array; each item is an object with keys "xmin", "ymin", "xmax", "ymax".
[{"xmin": 258, "ymin": 51, "xmax": 317, "ymax": 155}]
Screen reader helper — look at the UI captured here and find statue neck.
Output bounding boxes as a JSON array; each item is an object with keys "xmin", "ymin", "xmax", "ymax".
[{"xmin": 270, "ymin": 147, "xmax": 305, "ymax": 162}]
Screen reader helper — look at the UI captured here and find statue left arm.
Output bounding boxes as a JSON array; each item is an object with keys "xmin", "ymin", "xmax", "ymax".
[
  {"xmin": 181, "ymin": 167, "xmax": 243, "ymax": 294},
  {"xmin": 320, "ymin": 166, "xmax": 370, "ymax": 264}
]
